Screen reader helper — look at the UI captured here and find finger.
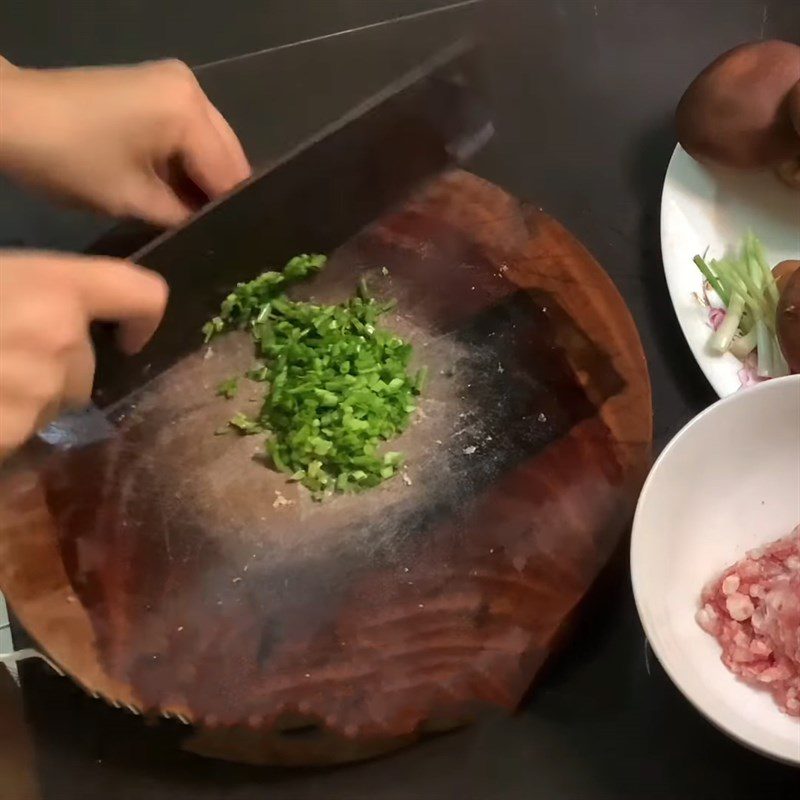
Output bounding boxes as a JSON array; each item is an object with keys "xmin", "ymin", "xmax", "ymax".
[
  {"xmin": 180, "ymin": 105, "xmax": 250, "ymax": 199},
  {"xmin": 0, "ymin": 354, "xmax": 66, "ymax": 454},
  {"xmin": 62, "ymin": 337, "xmax": 95, "ymax": 410},
  {"xmin": 0, "ymin": 399, "xmax": 40, "ymax": 459},
  {"xmin": 130, "ymin": 174, "xmax": 196, "ymax": 228},
  {"xmin": 204, "ymin": 101, "xmax": 251, "ymax": 182},
  {"xmin": 54, "ymin": 256, "xmax": 169, "ymax": 354}
]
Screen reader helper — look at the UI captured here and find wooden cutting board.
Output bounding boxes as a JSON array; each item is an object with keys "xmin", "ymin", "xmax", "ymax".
[{"xmin": 0, "ymin": 170, "xmax": 652, "ymax": 765}]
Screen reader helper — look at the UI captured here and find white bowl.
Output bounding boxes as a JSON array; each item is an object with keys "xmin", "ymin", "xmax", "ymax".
[{"xmin": 631, "ymin": 375, "xmax": 800, "ymax": 764}]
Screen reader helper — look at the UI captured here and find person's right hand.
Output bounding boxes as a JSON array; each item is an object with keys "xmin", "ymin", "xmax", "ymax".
[
  {"xmin": 0, "ymin": 251, "xmax": 168, "ymax": 458},
  {"xmin": 0, "ymin": 57, "xmax": 251, "ymax": 227}
]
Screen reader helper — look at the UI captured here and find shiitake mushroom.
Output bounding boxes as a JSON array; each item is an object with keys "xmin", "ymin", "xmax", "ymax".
[
  {"xmin": 789, "ymin": 81, "xmax": 800, "ymax": 135},
  {"xmin": 776, "ymin": 260, "xmax": 800, "ymax": 373},
  {"xmin": 676, "ymin": 40, "xmax": 800, "ymax": 186},
  {"xmin": 773, "ymin": 258, "xmax": 800, "ymax": 293},
  {"xmin": 777, "ymin": 82, "xmax": 800, "ymax": 186}
]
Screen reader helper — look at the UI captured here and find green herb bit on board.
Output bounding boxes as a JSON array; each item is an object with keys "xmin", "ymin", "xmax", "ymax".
[
  {"xmin": 216, "ymin": 377, "xmax": 239, "ymax": 399},
  {"xmin": 204, "ymin": 255, "xmax": 423, "ymax": 498}
]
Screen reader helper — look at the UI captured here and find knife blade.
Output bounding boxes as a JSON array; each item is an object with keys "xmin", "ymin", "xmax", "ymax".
[{"xmin": 91, "ymin": 37, "xmax": 492, "ymax": 406}]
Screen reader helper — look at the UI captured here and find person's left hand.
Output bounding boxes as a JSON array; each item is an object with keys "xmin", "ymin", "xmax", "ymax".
[
  {"xmin": 0, "ymin": 57, "xmax": 251, "ymax": 227},
  {"xmin": 0, "ymin": 250, "xmax": 168, "ymax": 458}
]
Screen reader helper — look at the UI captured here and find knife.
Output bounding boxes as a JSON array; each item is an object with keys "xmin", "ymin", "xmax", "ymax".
[{"xmin": 90, "ymin": 37, "xmax": 493, "ymax": 407}]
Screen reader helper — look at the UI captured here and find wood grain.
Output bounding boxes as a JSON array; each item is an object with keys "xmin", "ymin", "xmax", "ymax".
[{"xmin": 0, "ymin": 170, "xmax": 652, "ymax": 765}]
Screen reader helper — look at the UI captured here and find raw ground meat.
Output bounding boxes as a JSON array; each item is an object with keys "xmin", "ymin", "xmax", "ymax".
[{"xmin": 697, "ymin": 526, "xmax": 800, "ymax": 717}]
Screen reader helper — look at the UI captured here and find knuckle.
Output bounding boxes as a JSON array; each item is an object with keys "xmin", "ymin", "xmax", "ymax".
[
  {"xmin": 157, "ymin": 59, "xmax": 202, "ymax": 106},
  {"xmin": 31, "ymin": 371, "xmax": 63, "ymax": 404},
  {"xmin": 41, "ymin": 307, "xmax": 85, "ymax": 353},
  {"xmin": 2, "ymin": 362, "xmax": 63, "ymax": 408},
  {"xmin": 4, "ymin": 294, "xmax": 79, "ymax": 353},
  {"xmin": 96, "ymin": 192, "xmax": 131, "ymax": 219},
  {"xmin": 49, "ymin": 329, "xmax": 82, "ymax": 354},
  {"xmin": 159, "ymin": 58, "xmax": 194, "ymax": 80}
]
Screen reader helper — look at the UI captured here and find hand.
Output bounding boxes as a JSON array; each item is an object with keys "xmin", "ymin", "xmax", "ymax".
[
  {"xmin": 0, "ymin": 57, "xmax": 251, "ymax": 227},
  {"xmin": 0, "ymin": 251, "xmax": 168, "ymax": 458}
]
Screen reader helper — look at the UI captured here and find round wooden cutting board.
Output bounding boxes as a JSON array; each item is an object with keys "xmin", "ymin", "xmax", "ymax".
[{"xmin": 0, "ymin": 170, "xmax": 652, "ymax": 765}]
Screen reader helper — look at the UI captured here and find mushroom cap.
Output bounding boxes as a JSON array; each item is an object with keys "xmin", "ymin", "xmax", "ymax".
[
  {"xmin": 789, "ymin": 81, "xmax": 800, "ymax": 136},
  {"xmin": 676, "ymin": 40, "xmax": 800, "ymax": 169},
  {"xmin": 774, "ymin": 259, "xmax": 800, "ymax": 294},
  {"xmin": 777, "ymin": 265, "xmax": 800, "ymax": 373}
]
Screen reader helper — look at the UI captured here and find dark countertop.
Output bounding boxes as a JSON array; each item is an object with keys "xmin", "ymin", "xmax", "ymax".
[{"xmin": 1, "ymin": 1, "xmax": 799, "ymax": 798}]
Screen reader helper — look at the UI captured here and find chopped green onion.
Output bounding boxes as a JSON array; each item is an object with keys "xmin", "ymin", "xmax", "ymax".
[
  {"xmin": 204, "ymin": 254, "xmax": 424, "ymax": 496},
  {"xmin": 414, "ymin": 365, "xmax": 429, "ymax": 394},
  {"xmin": 749, "ymin": 233, "xmax": 780, "ymax": 306},
  {"xmin": 693, "ymin": 234, "xmax": 786, "ymax": 375},
  {"xmin": 216, "ymin": 377, "xmax": 239, "ymax": 399},
  {"xmin": 756, "ymin": 319, "xmax": 773, "ymax": 377},
  {"xmin": 709, "ymin": 293, "xmax": 744, "ymax": 354},
  {"xmin": 694, "ymin": 255, "xmax": 729, "ymax": 305},
  {"xmin": 228, "ymin": 412, "xmax": 264, "ymax": 435},
  {"xmin": 202, "ymin": 317, "xmax": 225, "ymax": 343},
  {"xmin": 729, "ymin": 328, "xmax": 757, "ymax": 359}
]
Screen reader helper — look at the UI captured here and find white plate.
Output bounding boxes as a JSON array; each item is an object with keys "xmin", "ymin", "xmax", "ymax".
[
  {"xmin": 660, "ymin": 146, "xmax": 800, "ymax": 398},
  {"xmin": 631, "ymin": 375, "xmax": 800, "ymax": 764}
]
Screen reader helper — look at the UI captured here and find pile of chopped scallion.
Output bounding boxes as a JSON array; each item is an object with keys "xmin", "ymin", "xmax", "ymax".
[{"xmin": 203, "ymin": 254, "xmax": 425, "ymax": 498}]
